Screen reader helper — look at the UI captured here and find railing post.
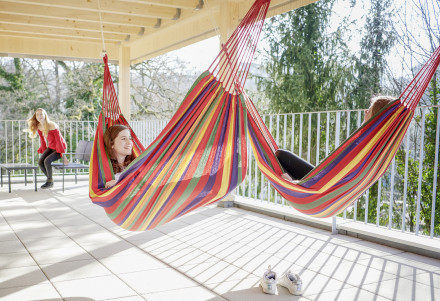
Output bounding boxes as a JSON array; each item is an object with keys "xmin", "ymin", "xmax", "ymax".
[{"xmin": 332, "ymin": 216, "xmax": 338, "ymax": 234}]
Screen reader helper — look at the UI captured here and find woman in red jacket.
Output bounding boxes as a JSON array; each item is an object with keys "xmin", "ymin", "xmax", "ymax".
[{"xmin": 27, "ymin": 108, "xmax": 67, "ymax": 189}]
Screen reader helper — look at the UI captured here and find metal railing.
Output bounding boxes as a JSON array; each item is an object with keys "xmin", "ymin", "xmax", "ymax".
[
  {"xmin": 237, "ymin": 105, "xmax": 440, "ymax": 239},
  {"xmin": 1, "ymin": 106, "xmax": 439, "ymax": 238},
  {"xmin": 0, "ymin": 119, "xmax": 167, "ymax": 168}
]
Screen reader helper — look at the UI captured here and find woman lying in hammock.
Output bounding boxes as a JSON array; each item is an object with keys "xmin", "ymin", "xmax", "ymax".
[
  {"xmin": 103, "ymin": 124, "xmax": 136, "ymax": 188},
  {"xmin": 277, "ymin": 96, "xmax": 394, "ymax": 181}
]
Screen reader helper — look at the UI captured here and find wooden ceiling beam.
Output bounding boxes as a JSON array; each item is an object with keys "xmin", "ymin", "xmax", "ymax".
[
  {"xmin": 0, "ymin": 23, "xmax": 129, "ymax": 41},
  {"xmin": 0, "ymin": 4, "xmax": 163, "ymax": 28},
  {"xmin": 0, "ymin": 31, "xmax": 124, "ymax": 44},
  {"xmin": 0, "ymin": 0, "xmax": 181, "ymax": 20},
  {"xmin": 0, "ymin": 34, "xmax": 119, "ymax": 62},
  {"xmin": 118, "ymin": 0, "xmax": 202, "ymax": 10},
  {"xmin": 0, "ymin": 13, "xmax": 147, "ymax": 36}
]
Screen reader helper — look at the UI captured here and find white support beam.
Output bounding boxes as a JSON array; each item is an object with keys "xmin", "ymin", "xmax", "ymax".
[{"xmin": 119, "ymin": 46, "xmax": 131, "ymax": 120}]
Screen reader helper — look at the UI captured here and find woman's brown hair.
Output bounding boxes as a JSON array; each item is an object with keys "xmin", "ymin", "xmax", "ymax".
[
  {"xmin": 103, "ymin": 124, "xmax": 136, "ymax": 173},
  {"xmin": 369, "ymin": 96, "xmax": 395, "ymax": 117}
]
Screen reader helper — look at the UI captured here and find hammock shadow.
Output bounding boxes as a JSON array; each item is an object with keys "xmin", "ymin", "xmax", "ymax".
[{"xmin": 1, "ymin": 193, "xmax": 225, "ymax": 299}]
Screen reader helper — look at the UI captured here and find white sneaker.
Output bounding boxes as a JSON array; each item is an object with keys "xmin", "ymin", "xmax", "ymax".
[
  {"xmin": 260, "ymin": 265, "xmax": 278, "ymax": 295},
  {"xmin": 279, "ymin": 271, "xmax": 303, "ymax": 295}
]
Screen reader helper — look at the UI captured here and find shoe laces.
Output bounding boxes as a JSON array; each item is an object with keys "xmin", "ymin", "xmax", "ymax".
[
  {"xmin": 287, "ymin": 271, "xmax": 301, "ymax": 283},
  {"xmin": 265, "ymin": 265, "xmax": 276, "ymax": 281}
]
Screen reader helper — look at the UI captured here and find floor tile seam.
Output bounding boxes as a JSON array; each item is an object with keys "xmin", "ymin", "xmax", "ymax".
[
  {"xmin": 40, "ymin": 271, "xmax": 116, "ymax": 284},
  {"xmin": 0, "ymin": 208, "xmax": 65, "ymax": 299},
  {"xmin": 23, "ymin": 194, "xmax": 146, "ymax": 299},
  {"xmin": 0, "ymin": 250, "xmax": 30, "ymax": 255},
  {"xmin": 298, "ymin": 278, "xmax": 355, "ymax": 297},
  {"xmin": 358, "ymin": 278, "xmax": 435, "ymax": 300},
  {"xmin": 185, "ymin": 262, "xmax": 259, "ymax": 286},
  {"xmin": 305, "ymin": 259, "xmax": 402, "ymax": 286},
  {"xmin": 44, "ymin": 192, "xmax": 228, "ymax": 300},
  {"xmin": 164, "ymin": 230, "xmax": 246, "ymax": 263},
  {"xmin": 296, "ymin": 249, "xmax": 403, "ymax": 288},
  {"xmin": 0, "ymin": 282, "xmax": 64, "ymax": 297},
  {"xmin": 305, "ymin": 243, "xmax": 401, "ymax": 259},
  {"xmin": 362, "ymin": 273, "xmax": 440, "ymax": 291},
  {"xmin": 153, "ymin": 233, "xmax": 276, "ymax": 295},
  {"xmin": 352, "ymin": 258, "xmax": 437, "ymax": 277},
  {"xmin": 360, "ymin": 253, "xmax": 440, "ymax": 273},
  {"xmin": 343, "ymin": 241, "xmax": 407, "ymax": 257},
  {"xmin": 0, "ymin": 206, "xmax": 61, "ymax": 286},
  {"xmin": 305, "ymin": 286, "xmax": 394, "ymax": 301},
  {"xmin": 140, "ymin": 289, "xmax": 228, "ymax": 301},
  {"xmin": 270, "ymin": 243, "xmax": 377, "ymax": 265},
  {"xmin": 176, "ymin": 212, "xmax": 238, "ymax": 228},
  {"xmin": 400, "ymin": 273, "xmax": 440, "ymax": 290}
]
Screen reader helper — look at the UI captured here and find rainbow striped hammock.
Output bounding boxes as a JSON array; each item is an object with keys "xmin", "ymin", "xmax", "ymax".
[{"xmin": 89, "ymin": 0, "xmax": 440, "ymax": 230}]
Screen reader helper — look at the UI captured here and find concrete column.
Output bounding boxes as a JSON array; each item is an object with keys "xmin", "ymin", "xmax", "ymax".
[{"xmin": 118, "ymin": 46, "xmax": 131, "ymax": 121}]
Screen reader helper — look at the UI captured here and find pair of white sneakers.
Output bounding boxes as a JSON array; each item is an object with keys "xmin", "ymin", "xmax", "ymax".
[{"xmin": 260, "ymin": 265, "xmax": 303, "ymax": 295}]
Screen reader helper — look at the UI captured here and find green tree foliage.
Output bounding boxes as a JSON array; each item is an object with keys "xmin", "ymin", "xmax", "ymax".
[
  {"xmin": 0, "ymin": 58, "xmax": 24, "ymax": 92},
  {"xmin": 394, "ymin": 83, "xmax": 440, "ymax": 236},
  {"xmin": 256, "ymin": 0, "xmax": 353, "ymax": 114},
  {"xmin": 0, "ymin": 58, "xmax": 27, "ymax": 118},
  {"xmin": 62, "ymin": 62, "xmax": 105, "ymax": 121},
  {"xmin": 350, "ymin": 0, "xmax": 396, "ymax": 109}
]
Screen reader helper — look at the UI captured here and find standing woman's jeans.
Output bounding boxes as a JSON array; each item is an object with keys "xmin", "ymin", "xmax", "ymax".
[{"xmin": 38, "ymin": 148, "xmax": 61, "ymax": 182}]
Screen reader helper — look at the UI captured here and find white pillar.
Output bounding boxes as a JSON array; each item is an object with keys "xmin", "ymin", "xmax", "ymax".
[{"xmin": 118, "ymin": 46, "xmax": 131, "ymax": 121}]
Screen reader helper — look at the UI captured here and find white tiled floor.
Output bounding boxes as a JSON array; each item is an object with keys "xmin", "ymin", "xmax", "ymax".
[{"xmin": 1, "ymin": 182, "xmax": 440, "ymax": 301}]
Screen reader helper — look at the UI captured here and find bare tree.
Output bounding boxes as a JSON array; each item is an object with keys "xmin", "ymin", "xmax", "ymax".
[
  {"xmin": 130, "ymin": 54, "xmax": 198, "ymax": 119},
  {"xmin": 388, "ymin": 0, "xmax": 440, "ymax": 103}
]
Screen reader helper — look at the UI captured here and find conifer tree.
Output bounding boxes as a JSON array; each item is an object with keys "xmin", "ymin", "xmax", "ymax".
[{"xmin": 256, "ymin": 0, "xmax": 352, "ymax": 113}]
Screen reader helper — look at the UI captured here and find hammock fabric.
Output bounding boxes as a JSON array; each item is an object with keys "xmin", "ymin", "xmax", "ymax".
[
  {"xmin": 246, "ymin": 45, "xmax": 440, "ymax": 217},
  {"xmin": 89, "ymin": 0, "xmax": 271, "ymax": 231},
  {"xmin": 90, "ymin": 0, "xmax": 440, "ymax": 230}
]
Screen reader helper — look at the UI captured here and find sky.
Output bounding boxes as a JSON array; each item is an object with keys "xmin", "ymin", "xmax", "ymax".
[
  {"xmin": 167, "ymin": 37, "xmax": 220, "ymax": 72},
  {"xmin": 167, "ymin": 0, "xmax": 438, "ymax": 79}
]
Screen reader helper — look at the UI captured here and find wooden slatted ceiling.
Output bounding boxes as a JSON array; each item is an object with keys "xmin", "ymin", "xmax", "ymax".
[
  {"xmin": 0, "ymin": 0, "xmax": 316, "ymax": 63},
  {"xmin": 0, "ymin": 0, "xmax": 196, "ymax": 42}
]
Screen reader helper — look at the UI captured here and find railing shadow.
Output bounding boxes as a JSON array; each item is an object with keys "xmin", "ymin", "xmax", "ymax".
[{"xmin": 1, "ymin": 187, "xmax": 439, "ymax": 300}]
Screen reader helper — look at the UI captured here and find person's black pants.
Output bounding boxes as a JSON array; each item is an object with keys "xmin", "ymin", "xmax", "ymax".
[
  {"xmin": 38, "ymin": 148, "xmax": 61, "ymax": 182},
  {"xmin": 275, "ymin": 149, "xmax": 315, "ymax": 180}
]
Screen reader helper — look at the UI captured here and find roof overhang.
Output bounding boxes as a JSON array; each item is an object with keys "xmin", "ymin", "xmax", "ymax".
[{"xmin": 0, "ymin": 0, "xmax": 317, "ymax": 64}]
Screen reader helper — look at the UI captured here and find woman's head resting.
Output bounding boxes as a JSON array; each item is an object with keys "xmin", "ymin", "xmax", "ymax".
[
  {"xmin": 364, "ymin": 96, "xmax": 395, "ymax": 123},
  {"xmin": 103, "ymin": 124, "xmax": 135, "ymax": 173}
]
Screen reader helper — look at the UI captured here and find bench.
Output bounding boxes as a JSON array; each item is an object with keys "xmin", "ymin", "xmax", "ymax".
[{"xmin": 52, "ymin": 140, "xmax": 93, "ymax": 192}]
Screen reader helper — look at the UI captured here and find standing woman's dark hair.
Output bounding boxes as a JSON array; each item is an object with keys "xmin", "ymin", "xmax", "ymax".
[
  {"xmin": 103, "ymin": 124, "xmax": 136, "ymax": 174},
  {"xmin": 27, "ymin": 108, "xmax": 67, "ymax": 189}
]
